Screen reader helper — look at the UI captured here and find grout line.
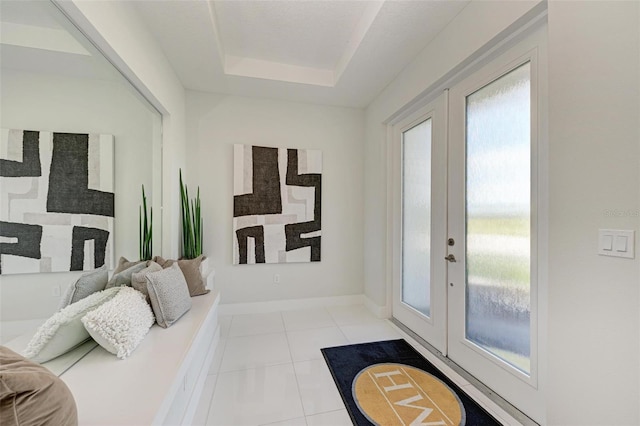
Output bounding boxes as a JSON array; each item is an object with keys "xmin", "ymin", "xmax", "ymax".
[
  {"xmin": 203, "ymin": 321, "xmax": 230, "ymax": 424},
  {"xmin": 285, "ymin": 324, "xmax": 339, "ymax": 334},
  {"xmin": 259, "ymin": 416, "xmax": 308, "ymax": 426},
  {"xmin": 282, "ymin": 310, "xmax": 308, "ymax": 417},
  {"xmin": 217, "ymin": 360, "xmax": 294, "ymax": 375},
  {"xmin": 324, "ymin": 306, "xmax": 339, "ymax": 328},
  {"xmin": 200, "ymin": 374, "xmax": 218, "ymax": 425},
  {"xmin": 227, "ymin": 329, "xmax": 288, "ymax": 339},
  {"xmin": 305, "ymin": 408, "xmax": 349, "ymax": 425},
  {"xmin": 335, "ymin": 322, "xmax": 351, "ymax": 344},
  {"xmin": 213, "ymin": 317, "xmax": 233, "ymax": 374}
]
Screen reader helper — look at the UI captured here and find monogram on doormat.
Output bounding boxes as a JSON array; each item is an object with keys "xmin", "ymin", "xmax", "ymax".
[{"xmin": 321, "ymin": 339, "xmax": 501, "ymax": 426}]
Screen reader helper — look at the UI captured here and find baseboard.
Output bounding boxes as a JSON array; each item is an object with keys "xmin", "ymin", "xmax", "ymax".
[
  {"xmin": 363, "ymin": 296, "xmax": 390, "ymax": 319},
  {"xmin": 219, "ymin": 294, "xmax": 365, "ymax": 316}
]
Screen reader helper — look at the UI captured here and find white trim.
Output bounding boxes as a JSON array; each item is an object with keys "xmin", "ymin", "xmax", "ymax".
[
  {"xmin": 444, "ymin": 26, "xmax": 547, "ymax": 423},
  {"xmin": 51, "ymin": 1, "xmax": 167, "ymax": 115},
  {"xmin": 155, "ymin": 293, "xmax": 221, "ymax": 425},
  {"xmin": 180, "ymin": 325, "xmax": 220, "ymax": 426},
  {"xmin": 389, "ymin": 95, "xmax": 448, "ymax": 354},
  {"xmin": 383, "ymin": 14, "xmax": 548, "ymax": 424},
  {"xmin": 219, "ymin": 294, "xmax": 364, "ymax": 316},
  {"xmin": 364, "ymin": 295, "xmax": 388, "ymax": 319},
  {"xmin": 382, "ymin": 3, "xmax": 548, "ymax": 127}
]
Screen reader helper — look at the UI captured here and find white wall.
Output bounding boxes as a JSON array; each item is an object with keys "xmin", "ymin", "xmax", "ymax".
[
  {"xmin": 364, "ymin": 0, "xmax": 640, "ymax": 424},
  {"xmin": 546, "ymin": 1, "xmax": 640, "ymax": 424},
  {"xmin": 186, "ymin": 91, "xmax": 364, "ymax": 304}
]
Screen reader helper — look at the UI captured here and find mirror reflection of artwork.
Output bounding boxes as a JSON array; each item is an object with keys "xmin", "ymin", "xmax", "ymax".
[
  {"xmin": 233, "ymin": 144, "xmax": 321, "ymax": 265},
  {"xmin": 0, "ymin": 129, "xmax": 115, "ymax": 274}
]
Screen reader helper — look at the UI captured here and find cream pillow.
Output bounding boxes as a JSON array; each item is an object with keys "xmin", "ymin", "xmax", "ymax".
[
  {"xmin": 145, "ymin": 263, "xmax": 192, "ymax": 328},
  {"xmin": 82, "ymin": 287, "xmax": 155, "ymax": 359},
  {"xmin": 58, "ymin": 265, "xmax": 108, "ymax": 310},
  {"xmin": 24, "ymin": 287, "xmax": 122, "ymax": 363}
]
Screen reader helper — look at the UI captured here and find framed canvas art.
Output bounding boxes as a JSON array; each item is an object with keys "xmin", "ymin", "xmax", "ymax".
[
  {"xmin": 233, "ymin": 144, "xmax": 321, "ymax": 264},
  {"xmin": 0, "ymin": 129, "xmax": 115, "ymax": 274}
]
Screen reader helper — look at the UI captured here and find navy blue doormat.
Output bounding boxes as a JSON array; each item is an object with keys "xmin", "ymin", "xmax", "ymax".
[{"xmin": 321, "ymin": 339, "xmax": 500, "ymax": 426}]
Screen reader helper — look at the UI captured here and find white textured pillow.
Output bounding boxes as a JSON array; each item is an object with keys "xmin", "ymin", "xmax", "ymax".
[
  {"xmin": 58, "ymin": 265, "xmax": 108, "ymax": 310},
  {"xmin": 82, "ymin": 287, "xmax": 155, "ymax": 359},
  {"xmin": 146, "ymin": 263, "xmax": 192, "ymax": 328},
  {"xmin": 24, "ymin": 287, "xmax": 122, "ymax": 363}
]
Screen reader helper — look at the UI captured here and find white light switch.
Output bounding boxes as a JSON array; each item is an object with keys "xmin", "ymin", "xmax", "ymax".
[
  {"xmin": 598, "ymin": 229, "xmax": 635, "ymax": 259},
  {"xmin": 614, "ymin": 235, "xmax": 627, "ymax": 252}
]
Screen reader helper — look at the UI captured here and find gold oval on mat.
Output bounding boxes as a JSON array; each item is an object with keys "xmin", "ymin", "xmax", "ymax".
[{"xmin": 352, "ymin": 363, "xmax": 465, "ymax": 426}]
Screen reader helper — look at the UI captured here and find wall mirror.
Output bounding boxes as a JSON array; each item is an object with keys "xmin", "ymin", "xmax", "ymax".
[{"xmin": 0, "ymin": 0, "xmax": 163, "ymax": 374}]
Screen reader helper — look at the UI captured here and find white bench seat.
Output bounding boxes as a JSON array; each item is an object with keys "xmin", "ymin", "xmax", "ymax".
[{"xmin": 61, "ymin": 290, "xmax": 220, "ymax": 425}]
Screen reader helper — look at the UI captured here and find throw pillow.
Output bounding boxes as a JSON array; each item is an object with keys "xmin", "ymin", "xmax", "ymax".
[
  {"xmin": 112, "ymin": 256, "xmax": 146, "ymax": 275},
  {"xmin": 145, "ymin": 263, "xmax": 192, "ymax": 328},
  {"xmin": 82, "ymin": 287, "xmax": 155, "ymax": 359},
  {"xmin": 105, "ymin": 262, "xmax": 147, "ymax": 289},
  {"xmin": 24, "ymin": 287, "xmax": 122, "ymax": 363},
  {"xmin": 153, "ymin": 255, "xmax": 210, "ymax": 296},
  {"xmin": 58, "ymin": 265, "xmax": 108, "ymax": 310},
  {"xmin": 0, "ymin": 347, "xmax": 78, "ymax": 426},
  {"xmin": 130, "ymin": 261, "xmax": 163, "ymax": 301}
]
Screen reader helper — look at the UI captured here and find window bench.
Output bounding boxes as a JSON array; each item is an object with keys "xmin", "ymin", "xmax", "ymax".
[{"xmin": 61, "ymin": 289, "xmax": 220, "ymax": 425}]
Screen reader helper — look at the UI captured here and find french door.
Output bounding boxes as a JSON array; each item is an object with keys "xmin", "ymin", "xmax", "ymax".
[
  {"xmin": 391, "ymin": 94, "xmax": 448, "ymax": 354},
  {"xmin": 392, "ymin": 27, "xmax": 546, "ymax": 423}
]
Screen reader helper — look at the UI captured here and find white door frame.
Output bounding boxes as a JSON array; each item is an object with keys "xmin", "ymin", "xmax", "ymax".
[
  {"xmin": 390, "ymin": 93, "xmax": 448, "ymax": 355},
  {"xmin": 447, "ymin": 29, "xmax": 547, "ymax": 421},
  {"xmin": 386, "ymin": 22, "xmax": 548, "ymax": 424}
]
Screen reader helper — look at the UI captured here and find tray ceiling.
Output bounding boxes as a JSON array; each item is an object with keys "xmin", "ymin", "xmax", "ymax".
[{"xmin": 134, "ymin": 0, "xmax": 469, "ymax": 107}]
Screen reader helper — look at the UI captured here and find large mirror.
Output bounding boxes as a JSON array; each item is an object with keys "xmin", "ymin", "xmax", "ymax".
[{"xmin": 0, "ymin": 0, "xmax": 162, "ymax": 374}]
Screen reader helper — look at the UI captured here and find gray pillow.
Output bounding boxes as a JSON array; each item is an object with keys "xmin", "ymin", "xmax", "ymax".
[
  {"xmin": 145, "ymin": 264, "xmax": 192, "ymax": 328},
  {"xmin": 58, "ymin": 265, "xmax": 108, "ymax": 309},
  {"xmin": 106, "ymin": 262, "xmax": 147, "ymax": 289},
  {"xmin": 131, "ymin": 261, "xmax": 163, "ymax": 301},
  {"xmin": 153, "ymin": 255, "xmax": 209, "ymax": 297},
  {"xmin": 112, "ymin": 256, "xmax": 145, "ymax": 275}
]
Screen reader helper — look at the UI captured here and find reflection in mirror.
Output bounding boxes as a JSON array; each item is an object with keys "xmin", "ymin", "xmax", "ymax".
[{"xmin": 0, "ymin": 0, "xmax": 162, "ymax": 373}]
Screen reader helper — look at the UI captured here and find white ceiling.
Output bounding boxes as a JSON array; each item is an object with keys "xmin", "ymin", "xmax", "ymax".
[{"xmin": 133, "ymin": 0, "xmax": 470, "ymax": 108}]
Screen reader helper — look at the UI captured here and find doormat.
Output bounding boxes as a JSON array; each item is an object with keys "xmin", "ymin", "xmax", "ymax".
[{"xmin": 321, "ymin": 339, "xmax": 500, "ymax": 426}]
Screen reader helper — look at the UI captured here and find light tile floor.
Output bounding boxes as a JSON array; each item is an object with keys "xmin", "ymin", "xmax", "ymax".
[{"xmin": 192, "ymin": 305, "xmax": 522, "ymax": 426}]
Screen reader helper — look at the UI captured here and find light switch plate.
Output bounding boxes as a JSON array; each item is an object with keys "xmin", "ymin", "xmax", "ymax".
[{"xmin": 598, "ymin": 229, "xmax": 635, "ymax": 259}]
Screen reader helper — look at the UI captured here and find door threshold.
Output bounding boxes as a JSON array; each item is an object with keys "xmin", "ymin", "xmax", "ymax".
[{"xmin": 390, "ymin": 318, "xmax": 539, "ymax": 426}]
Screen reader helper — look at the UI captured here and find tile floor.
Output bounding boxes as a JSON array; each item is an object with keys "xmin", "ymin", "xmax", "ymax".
[{"xmin": 191, "ymin": 305, "xmax": 522, "ymax": 426}]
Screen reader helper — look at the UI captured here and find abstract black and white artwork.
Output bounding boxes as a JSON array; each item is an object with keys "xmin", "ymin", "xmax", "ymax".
[
  {"xmin": 233, "ymin": 144, "xmax": 321, "ymax": 264},
  {"xmin": 0, "ymin": 129, "xmax": 114, "ymax": 274}
]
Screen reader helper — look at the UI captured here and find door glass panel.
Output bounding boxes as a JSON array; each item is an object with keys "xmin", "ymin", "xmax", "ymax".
[
  {"xmin": 402, "ymin": 119, "xmax": 432, "ymax": 317},
  {"xmin": 465, "ymin": 63, "xmax": 531, "ymax": 373}
]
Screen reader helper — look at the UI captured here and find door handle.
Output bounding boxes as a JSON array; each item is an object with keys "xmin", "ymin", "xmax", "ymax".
[{"xmin": 445, "ymin": 254, "xmax": 457, "ymax": 262}]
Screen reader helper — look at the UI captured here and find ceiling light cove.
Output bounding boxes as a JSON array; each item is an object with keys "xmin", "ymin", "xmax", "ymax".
[
  {"xmin": 224, "ymin": 55, "xmax": 335, "ymax": 87},
  {"xmin": 209, "ymin": 0, "xmax": 385, "ymax": 87}
]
